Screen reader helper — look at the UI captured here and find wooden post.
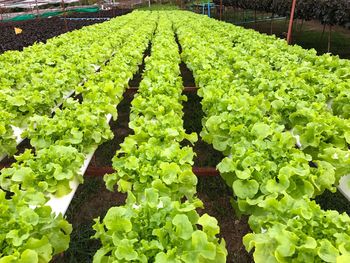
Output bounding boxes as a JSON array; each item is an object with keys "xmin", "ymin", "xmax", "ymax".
[
  {"xmin": 270, "ymin": 12, "xmax": 274, "ymax": 34},
  {"xmin": 254, "ymin": 8, "xmax": 257, "ymax": 29},
  {"xmin": 286, "ymin": 0, "xmax": 297, "ymax": 44},
  {"xmin": 111, "ymin": 0, "xmax": 115, "ymax": 17},
  {"xmin": 219, "ymin": 0, "xmax": 222, "ymax": 20},
  {"xmin": 270, "ymin": 0, "xmax": 274, "ymax": 33},
  {"xmin": 29, "ymin": 2, "xmax": 34, "ymax": 14},
  {"xmin": 299, "ymin": 19, "xmax": 304, "ymax": 32},
  {"xmin": 35, "ymin": 0, "xmax": 40, "ymax": 18},
  {"xmin": 61, "ymin": 0, "xmax": 68, "ymax": 31},
  {"xmin": 328, "ymin": 24, "xmax": 332, "ymax": 53},
  {"xmin": 320, "ymin": 23, "xmax": 326, "ymax": 40},
  {"xmin": 0, "ymin": 6, "xmax": 3, "ymax": 21},
  {"xmin": 234, "ymin": 6, "xmax": 237, "ymax": 22}
]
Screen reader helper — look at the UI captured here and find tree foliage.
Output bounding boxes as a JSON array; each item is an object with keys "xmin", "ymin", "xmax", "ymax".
[{"xmin": 214, "ymin": 0, "xmax": 350, "ymax": 26}]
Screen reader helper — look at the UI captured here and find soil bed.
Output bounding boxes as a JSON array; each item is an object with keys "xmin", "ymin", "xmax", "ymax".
[
  {"xmin": 0, "ymin": 9, "xmax": 130, "ymax": 54},
  {"xmin": 75, "ymin": 57, "xmax": 253, "ymax": 262}
]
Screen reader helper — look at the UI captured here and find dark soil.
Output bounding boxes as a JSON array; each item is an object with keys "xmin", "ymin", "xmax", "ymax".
[
  {"xmin": 180, "ymin": 63, "xmax": 252, "ymax": 261},
  {"xmin": 128, "ymin": 41, "xmax": 151, "ymax": 87},
  {"xmin": 66, "ymin": 9, "xmax": 131, "ymax": 19},
  {"xmin": 182, "ymin": 92, "xmax": 225, "ymax": 167},
  {"xmin": 53, "ymin": 175, "xmax": 252, "ymax": 263},
  {"xmin": 52, "ymin": 176, "xmax": 127, "ymax": 263},
  {"xmin": 179, "ymin": 61, "xmax": 225, "ymax": 167},
  {"xmin": 77, "ymin": 57, "xmax": 252, "ymax": 262},
  {"xmin": 0, "ymin": 139, "xmax": 33, "ymax": 165},
  {"xmin": 91, "ymin": 94, "xmax": 134, "ymax": 167},
  {"xmin": 0, "ymin": 9, "xmax": 130, "ymax": 54},
  {"xmin": 180, "ymin": 61, "xmax": 195, "ymax": 87},
  {"xmin": 197, "ymin": 177, "xmax": 253, "ymax": 263},
  {"xmin": 91, "ymin": 42, "xmax": 151, "ymax": 167},
  {"xmin": 315, "ymin": 189, "xmax": 350, "ymax": 215}
]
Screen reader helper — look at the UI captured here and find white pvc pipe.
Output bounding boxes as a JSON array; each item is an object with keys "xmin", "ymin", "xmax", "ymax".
[
  {"xmin": 46, "ymin": 113, "xmax": 112, "ymax": 216},
  {"xmin": 338, "ymin": 175, "xmax": 350, "ymax": 202},
  {"xmin": 46, "ymin": 151, "xmax": 95, "ymax": 216}
]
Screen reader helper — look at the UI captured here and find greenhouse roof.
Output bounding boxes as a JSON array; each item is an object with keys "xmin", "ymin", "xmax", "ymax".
[{"xmin": 0, "ymin": 0, "xmax": 79, "ymax": 9}]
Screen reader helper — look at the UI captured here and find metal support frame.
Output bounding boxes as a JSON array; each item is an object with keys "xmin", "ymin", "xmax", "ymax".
[
  {"xmin": 286, "ymin": 0, "xmax": 297, "ymax": 44},
  {"xmin": 34, "ymin": 0, "xmax": 39, "ymax": 16},
  {"xmin": 207, "ymin": 1, "xmax": 210, "ymax": 17},
  {"xmin": 201, "ymin": 2, "xmax": 211, "ymax": 17},
  {"xmin": 61, "ymin": 0, "xmax": 68, "ymax": 31}
]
